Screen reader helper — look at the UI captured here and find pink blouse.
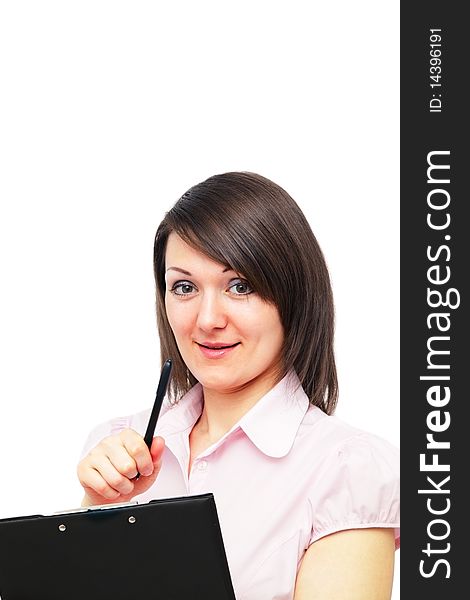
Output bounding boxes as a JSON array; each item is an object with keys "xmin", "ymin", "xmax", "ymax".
[{"xmin": 81, "ymin": 372, "xmax": 400, "ymax": 600}]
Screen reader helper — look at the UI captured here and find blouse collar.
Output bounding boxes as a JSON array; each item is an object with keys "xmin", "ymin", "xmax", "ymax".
[{"xmin": 157, "ymin": 371, "xmax": 311, "ymax": 458}]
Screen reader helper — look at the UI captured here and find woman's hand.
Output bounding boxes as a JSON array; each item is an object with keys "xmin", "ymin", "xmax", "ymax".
[{"xmin": 77, "ymin": 429, "xmax": 165, "ymax": 507}]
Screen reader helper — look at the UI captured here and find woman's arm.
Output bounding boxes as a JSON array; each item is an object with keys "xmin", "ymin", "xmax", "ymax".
[{"xmin": 294, "ymin": 528, "xmax": 396, "ymax": 600}]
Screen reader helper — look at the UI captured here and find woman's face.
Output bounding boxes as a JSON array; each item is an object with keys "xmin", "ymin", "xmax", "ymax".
[{"xmin": 164, "ymin": 233, "xmax": 284, "ymax": 396}]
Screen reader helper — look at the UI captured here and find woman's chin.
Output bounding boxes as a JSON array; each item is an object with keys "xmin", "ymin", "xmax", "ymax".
[
  {"xmin": 198, "ymin": 377, "xmax": 237, "ymax": 394},
  {"xmin": 192, "ymin": 369, "xmax": 243, "ymax": 395}
]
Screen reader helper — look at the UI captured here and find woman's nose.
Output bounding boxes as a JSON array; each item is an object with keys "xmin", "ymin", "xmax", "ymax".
[{"xmin": 196, "ymin": 292, "xmax": 228, "ymax": 331}]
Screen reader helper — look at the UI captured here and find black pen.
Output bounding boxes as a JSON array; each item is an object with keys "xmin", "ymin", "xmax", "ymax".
[{"xmin": 135, "ymin": 358, "xmax": 172, "ymax": 479}]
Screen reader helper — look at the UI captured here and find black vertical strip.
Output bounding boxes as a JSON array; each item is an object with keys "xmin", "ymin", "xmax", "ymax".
[{"xmin": 401, "ymin": 2, "xmax": 466, "ymax": 595}]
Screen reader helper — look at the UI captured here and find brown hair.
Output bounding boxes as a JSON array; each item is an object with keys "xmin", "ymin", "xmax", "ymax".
[{"xmin": 153, "ymin": 172, "xmax": 338, "ymax": 414}]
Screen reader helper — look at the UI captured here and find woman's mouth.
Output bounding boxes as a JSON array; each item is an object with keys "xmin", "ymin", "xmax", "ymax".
[{"xmin": 196, "ymin": 341, "xmax": 240, "ymax": 359}]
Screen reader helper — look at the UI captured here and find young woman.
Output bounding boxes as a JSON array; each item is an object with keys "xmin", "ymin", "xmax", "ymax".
[{"xmin": 78, "ymin": 172, "xmax": 400, "ymax": 599}]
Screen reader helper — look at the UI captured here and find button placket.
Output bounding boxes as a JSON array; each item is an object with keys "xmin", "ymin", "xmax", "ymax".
[{"xmin": 189, "ymin": 457, "xmax": 210, "ymax": 494}]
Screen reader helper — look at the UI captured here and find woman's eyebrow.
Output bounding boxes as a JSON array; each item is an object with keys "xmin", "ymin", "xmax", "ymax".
[
  {"xmin": 166, "ymin": 267, "xmax": 192, "ymax": 275},
  {"xmin": 166, "ymin": 266, "xmax": 233, "ymax": 275}
]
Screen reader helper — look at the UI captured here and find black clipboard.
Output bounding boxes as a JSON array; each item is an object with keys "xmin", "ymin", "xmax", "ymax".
[{"xmin": 0, "ymin": 493, "xmax": 236, "ymax": 600}]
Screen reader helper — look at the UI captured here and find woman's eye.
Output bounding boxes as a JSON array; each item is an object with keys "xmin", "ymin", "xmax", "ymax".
[
  {"xmin": 171, "ymin": 281, "xmax": 196, "ymax": 296},
  {"xmin": 228, "ymin": 279, "xmax": 253, "ymax": 295}
]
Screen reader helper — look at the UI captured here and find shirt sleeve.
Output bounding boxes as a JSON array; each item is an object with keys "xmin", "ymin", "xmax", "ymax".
[{"xmin": 308, "ymin": 433, "xmax": 400, "ymax": 549}]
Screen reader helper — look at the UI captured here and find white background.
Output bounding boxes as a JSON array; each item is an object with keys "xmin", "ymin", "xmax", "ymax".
[{"xmin": 0, "ymin": 0, "xmax": 399, "ymax": 595}]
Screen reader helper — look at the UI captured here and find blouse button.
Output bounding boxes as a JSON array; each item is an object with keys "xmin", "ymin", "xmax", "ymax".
[{"xmin": 197, "ymin": 460, "xmax": 208, "ymax": 471}]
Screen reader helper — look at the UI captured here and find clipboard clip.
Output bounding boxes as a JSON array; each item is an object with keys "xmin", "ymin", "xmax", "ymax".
[{"xmin": 53, "ymin": 501, "xmax": 138, "ymax": 515}]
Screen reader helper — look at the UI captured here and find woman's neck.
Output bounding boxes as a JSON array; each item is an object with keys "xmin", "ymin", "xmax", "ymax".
[
  {"xmin": 196, "ymin": 371, "xmax": 280, "ymax": 444},
  {"xmin": 188, "ymin": 370, "xmax": 284, "ymax": 475}
]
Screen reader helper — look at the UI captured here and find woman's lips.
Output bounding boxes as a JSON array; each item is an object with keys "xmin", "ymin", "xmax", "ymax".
[{"xmin": 196, "ymin": 342, "xmax": 240, "ymax": 359}]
